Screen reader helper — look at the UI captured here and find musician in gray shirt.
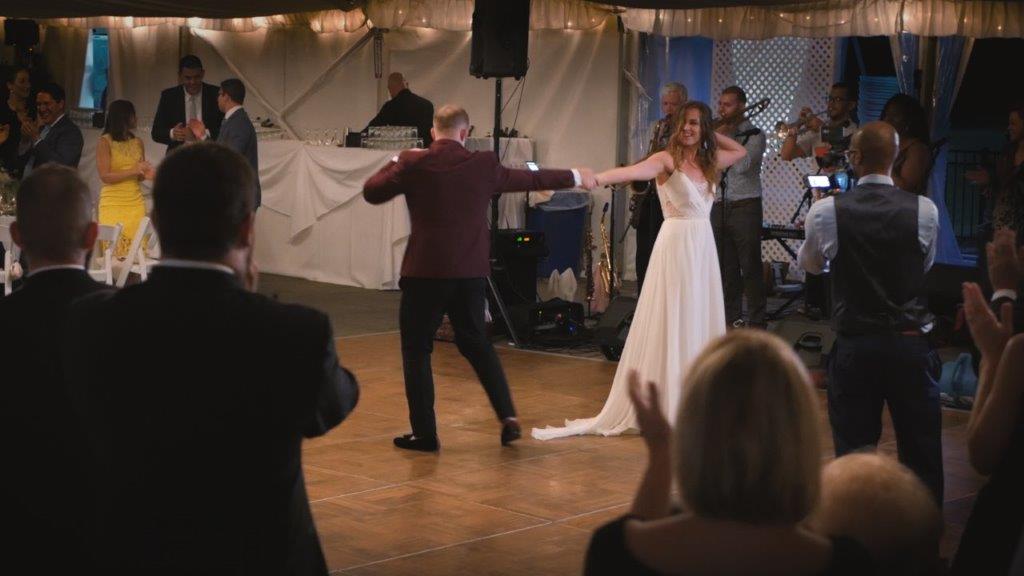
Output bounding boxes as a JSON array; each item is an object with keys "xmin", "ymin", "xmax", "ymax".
[{"xmin": 711, "ymin": 86, "xmax": 768, "ymax": 327}]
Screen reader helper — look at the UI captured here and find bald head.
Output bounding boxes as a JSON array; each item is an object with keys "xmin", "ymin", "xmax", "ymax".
[
  {"xmin": 388, "ymin": 73, "xmax": 408, "ymax": 98},
  {"xmin": 851, "ymin": 121, "xmax": 900, "ymax": 177},
  {"xmin": 432, "ymin": 104, "xmax": 470, "ymax": 143},
  {"xmin": 12, "ymin": 164, "xmax": 97, "ymax": 267}
]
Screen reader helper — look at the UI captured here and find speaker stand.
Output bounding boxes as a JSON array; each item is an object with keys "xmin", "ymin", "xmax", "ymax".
[{"xmin": 486, "ymin": 77, "xmax": 524, "ymax": 348}]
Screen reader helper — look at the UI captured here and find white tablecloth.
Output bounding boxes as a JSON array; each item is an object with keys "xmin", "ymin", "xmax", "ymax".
[{"xmin": 78, "ymin": 128, "xmax": 409, "ymax": 290}]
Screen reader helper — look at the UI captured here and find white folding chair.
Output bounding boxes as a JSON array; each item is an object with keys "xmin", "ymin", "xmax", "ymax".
[
  {"xmin": 114, "ymin": 217, "xmax": 160, "ymax": 287},
  {"xmin": 89, "ymin": 223, "xmax": 122, "ymax": 286},
  {"xmin": 0, "ymin": 223, "xmax": 20, "ymax": 296}
]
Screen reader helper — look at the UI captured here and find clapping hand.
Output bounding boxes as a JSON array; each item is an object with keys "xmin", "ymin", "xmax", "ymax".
[
  {"xmin": 627, "ymin": 370, "xmax": 670, "ymax": 450},
  {"xmin": 963, "ymin": 282, "xmax": 1014, "ymax": 361},
  {"xmin": 21, "ymin": 119, "xmax": 39, "ymax": 141},
  {"xmin": 987, "ymin": 229, "xmax": 1023, "ymax": 292},
  {"xmin": 137, "ymin": 160, "xmax": 155, "ymax": 180},
  {"xmin": 0, "ymin": 124, "xmax": 9, "ymax": 146},
  {"xmin": 171, "ymin": 123, "xmax": 189, "ymax": 142},
  {"xmin": 187, "ymin": 119, "xmax": 206, "ymax": 141}
]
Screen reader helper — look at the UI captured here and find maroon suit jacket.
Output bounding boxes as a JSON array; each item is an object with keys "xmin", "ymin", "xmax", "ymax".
[{"xmin": 363, "ymin": 139, "xmax": 577, "ymax": 278}]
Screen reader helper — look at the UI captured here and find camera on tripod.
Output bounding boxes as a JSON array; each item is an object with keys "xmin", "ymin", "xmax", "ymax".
[{"xmin": 812, "ymin": 125, "xmax": 852, "ymax": 171}]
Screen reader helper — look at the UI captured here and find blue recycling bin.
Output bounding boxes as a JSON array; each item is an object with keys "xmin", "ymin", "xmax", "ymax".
[{"xmin": 526, "ymin": 191, "xmax": 589, "ymax": 278}]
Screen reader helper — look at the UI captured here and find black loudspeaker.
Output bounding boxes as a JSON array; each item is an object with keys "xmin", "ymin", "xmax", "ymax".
[
  {"xmin": 4, "ymin": 20, "xmax": 39, "ymax": 46},
  {"xmin": 595, "ymin": 296, "xmax": 638, "ymax": 360},
  {"xmin": 470, "ymin": 0, "xmax": 530, "ymax": 79},
  {"xmin": 492, "ymin": 229, "xmax": 547, "ymax": 306}
]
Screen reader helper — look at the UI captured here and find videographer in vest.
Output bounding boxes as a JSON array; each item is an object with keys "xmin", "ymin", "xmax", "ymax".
[
  {"xmin": 712, "ymin": 85, "xmax": 767, "ymax": 328},
  {"xmin": 632, "ymin": 82, "xmax": 686, "ymax": 293},
  {"xmin": 798, "ymin": 121, "xmax": 943, "ymax": 503}
]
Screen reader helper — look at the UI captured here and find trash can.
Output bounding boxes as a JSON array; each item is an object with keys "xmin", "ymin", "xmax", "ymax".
[{"xmin": 526, "ymin": 191, "xmax": 589, "ymax": 278}]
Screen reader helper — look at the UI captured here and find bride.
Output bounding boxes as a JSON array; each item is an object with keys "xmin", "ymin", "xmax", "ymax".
[{"xmin": 533, "ymin": 101, "xmax": 747, "ymax": 439}]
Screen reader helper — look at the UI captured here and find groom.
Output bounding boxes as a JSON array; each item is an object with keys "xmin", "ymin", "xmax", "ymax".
[{"xmin": 363, "ymin": 104, "xmax": 595, "ymax": 451}]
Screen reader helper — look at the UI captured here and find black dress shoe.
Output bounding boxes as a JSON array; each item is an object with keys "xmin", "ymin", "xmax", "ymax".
[
  {"xmin": 393, "ymin": 434, "xmax": 439, "ymax": 452},
  {"xmin": 500, "ymin": 420, "xmax": 521, "ymax": 446}
]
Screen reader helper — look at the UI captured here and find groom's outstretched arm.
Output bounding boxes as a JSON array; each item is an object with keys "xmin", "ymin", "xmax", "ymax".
[
  {"xmin": 363, "ymin": 151, "xmax": 421, "ymax": 204},
  {"xmin": 493, "ymin": 157, "xmax": 583, "ymax": 194}
]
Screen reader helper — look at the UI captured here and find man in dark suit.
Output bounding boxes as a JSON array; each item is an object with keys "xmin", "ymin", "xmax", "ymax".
[
  {"xmin": 67, "ymin": 143, "xmax": 359, "ymax": 575},
  {"xmin": 19, "ymin": 83, "xmax": 84, "ymax": 175},
  {"xmin": 151, "ymin": 54, "xmax": 223, "ymax": 151},
  {"xmin": 363, "ymin": 104, "xmax": 594, "ymax": 451},
  {"xmin": 798, "ymin": 122, "xmax": 943, "ymax": 503},
  {"xmin": 212, "ymin": 78, "xmax": 261, "ymax": 208},
  {"xmin": 365, "ymin": 72, "xmax": 435, "ymax": 147},
  {"xmin": 0, "ymin": 165, "xmax": 108, "ymax": 571}
]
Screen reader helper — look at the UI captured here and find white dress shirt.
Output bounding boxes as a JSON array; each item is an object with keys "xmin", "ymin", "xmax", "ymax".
[{"xmin": 798, "ymin": 174, "xmax": 939, "ymax": 275}]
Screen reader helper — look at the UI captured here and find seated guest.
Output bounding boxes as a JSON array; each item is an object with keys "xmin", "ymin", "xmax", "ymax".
[
  {"xmin": 66, "ymin": 143, "xmax": 359, "ymax": 575},
  {"xmin": 952, "ymin": 273, "xmax": 1024, "ymax": 575},
  {"xmin": 365, "ymin": 72, "xmax": 435, "ymax": 146},
  {"xmin": 0, "ymin": 165, "xmax": 108, "ymax": 571},
  {"xmin": 814, "ymin": 454, "xmax": 942, "ymax": 575},
  {"xmin": 798, "ymin": 121, "xmax": 943, "ymax": 503},
  {"xmin": 880, "ymin": 93, "xmax": 932, "ymax": 196},
  {"xmin": 19, "ymin": 82, "xmax": 83, "ymax": 174},
  {"xmin": 97, "ymin": 99, "xmax": 154, "ymax": 258},
  {"xmin": 584, "ymin": 331, "xmax": 873, "ymax": 576},
  {"xmin": 152, "ymin": 55, "xmax": 223, "ymax": 151}
]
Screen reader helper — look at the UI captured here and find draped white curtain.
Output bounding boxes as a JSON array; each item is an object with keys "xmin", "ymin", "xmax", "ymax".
[
  {"xmin": 106, "ymin": 24, "xmax": 180, "ymax": 119},
  {"xmin": 40, "ymin": 26, "xmax": 90, "ymax": 106}
]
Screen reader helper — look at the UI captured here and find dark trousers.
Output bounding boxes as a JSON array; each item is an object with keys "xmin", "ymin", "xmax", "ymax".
[
  {"xmin": 399, "ymin": 277, "xmax": 516, "ymax": 438},
  {"xmin": 711, "ymin": 199, "xmax": 767, "ymax": 326},
  {"xmin": 827, "ymin": 333, "xmax": 944, "ymax": 503},
  {"xmin": 635, "ymin": 191, "xmax": 664, "ymax": 294}
]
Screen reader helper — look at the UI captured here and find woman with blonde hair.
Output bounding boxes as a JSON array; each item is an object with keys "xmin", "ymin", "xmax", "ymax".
[
  {"xmin": 534, "ymin": 101, "xmax": 746, "ymax": 440},
  {"xmin": 584, "ymin": 330, "xmax": 873, "ymax": 575},
  {"xmin": 97, "ymin": 99, "xmax": 153, "ymax": 258}
]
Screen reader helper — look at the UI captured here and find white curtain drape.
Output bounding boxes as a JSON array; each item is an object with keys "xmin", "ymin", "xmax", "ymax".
[
  {"xmin": 106, "ymin": 24, "xmax": 180, "ymax": 119},
  {"xmin": 40, "ymin": 26, "xmax": 90, "ymax": 106},
  {"xmin": 621, "ymin": 0, "xmax": 1024, "ymax": 39}
]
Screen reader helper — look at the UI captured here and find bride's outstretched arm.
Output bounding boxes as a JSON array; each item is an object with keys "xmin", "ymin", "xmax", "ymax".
[
  {"xmin": 595, "ymin": 152, "xmax": 668, "ymax": 187},
  {"xmin": 714, "ymin": 132, "xmax": 747, "ymax": 171}
]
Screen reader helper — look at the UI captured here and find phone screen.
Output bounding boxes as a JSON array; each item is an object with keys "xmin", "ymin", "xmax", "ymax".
[
  {"xmin": 805, "ymin": 175, "xmax": 831, "ymax": 188},
  {"xmin": 525, "ymin": 161, "xmax": 540, "ymax": 172}
]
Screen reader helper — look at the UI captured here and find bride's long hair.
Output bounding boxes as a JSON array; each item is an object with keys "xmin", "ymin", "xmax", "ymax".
[{"xmin": 667, "ymin": 101, "xmax": 718, "ymax": 185}]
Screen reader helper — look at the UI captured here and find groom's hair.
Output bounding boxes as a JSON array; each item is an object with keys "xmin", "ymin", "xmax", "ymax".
[
  {"xmin": 434, "ymin": 105, "xmax": 469, "ymax": 133},
  {"xmin": 152, "ymin": 142, "xmax": 255, "ymax": 260}
]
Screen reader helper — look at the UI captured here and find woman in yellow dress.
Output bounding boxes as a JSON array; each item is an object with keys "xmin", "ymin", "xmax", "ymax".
[{"xmin": 97, "ymin": 99, "xmax": 154, "ymax": 258}]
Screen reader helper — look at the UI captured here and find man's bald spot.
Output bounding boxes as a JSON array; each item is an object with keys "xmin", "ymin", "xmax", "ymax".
[{"xmin": 854, "ymin": 121, "xmax": 900, "ymax": 171}]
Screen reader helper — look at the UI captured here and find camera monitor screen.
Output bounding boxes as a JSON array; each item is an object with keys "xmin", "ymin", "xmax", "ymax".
[{"xmin": 805, "ymin": 175, "xmax": 831, "ymax": 189}]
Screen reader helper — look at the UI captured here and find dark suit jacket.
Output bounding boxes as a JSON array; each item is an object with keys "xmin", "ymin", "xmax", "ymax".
[
  {"xmin": 217, "ymin": 107, "xmax": 261, "ymax": 208},
  {"xmin": 66, "ymin": 266, "xmax": 359, "ymax": 575},
  {"xmin": 363, "ymin": 139, "xmax": 575, "ymax": 278},
  {"xmin": 152, "ymin": 83, "xmax": 224, "ymax": 151},
  {"xmin": 0, "ymin": 268, "xmax": 109, "ymax": 571},
  {"xmin": 20, "ymin": 114, "xmax": 84, "ymax": 169},
  {"xmin": 366, "ymin": 89, "xmax": 435, "ymax": 146}
]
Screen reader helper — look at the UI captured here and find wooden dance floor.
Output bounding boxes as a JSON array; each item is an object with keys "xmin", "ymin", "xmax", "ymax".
[{"xmin": 308, "ymin": 333, "xmax": 983, "ymax": 574}]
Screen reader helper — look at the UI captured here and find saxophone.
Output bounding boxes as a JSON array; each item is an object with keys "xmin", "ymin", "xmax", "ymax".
[
  {"xmin": 628, "ymin": 117, "xmax": 669, "ymax": 229},
  {"xmin": 583, "ymin": 205, "xmax": 596, "ymax": 311},
  {"xmin": 598, "ymin": 202, "xmax": 619, "ymax": 299}
]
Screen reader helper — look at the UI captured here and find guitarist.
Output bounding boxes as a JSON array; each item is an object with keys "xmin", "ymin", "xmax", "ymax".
[{"xmin": 631, "ymin": 82, "xmax": 686, "ymax": 294}]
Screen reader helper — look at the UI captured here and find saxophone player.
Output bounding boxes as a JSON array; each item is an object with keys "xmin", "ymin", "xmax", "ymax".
[{"xmin": 632, "ymin": 81, "xmax": 687, "ymax": 294}]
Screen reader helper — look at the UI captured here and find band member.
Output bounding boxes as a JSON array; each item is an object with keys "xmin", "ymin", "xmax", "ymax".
[
  {"xmin": 633, "ymin": 81, "xmax": 687, "ymax": 294},
  {"xmin": 780, "ymin": 82, "xmax": 858, "ymax": 162},
  {"xmin": 712, "ymin": 86, "xmax": 768, "ymax": 328}
]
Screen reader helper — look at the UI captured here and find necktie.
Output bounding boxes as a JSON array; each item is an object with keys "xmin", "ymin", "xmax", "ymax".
[{"xmin": 188, "ymin": 95, "xmax": 198, "ymax": 123}]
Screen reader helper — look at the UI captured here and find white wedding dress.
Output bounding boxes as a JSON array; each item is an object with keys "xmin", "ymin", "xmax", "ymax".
[{"xmin": 532, "ymin": 170, "xmax": 726, "ymax": 439}]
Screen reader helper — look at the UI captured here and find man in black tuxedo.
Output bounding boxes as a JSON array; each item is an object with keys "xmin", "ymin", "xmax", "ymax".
[
  {"xmin": 19, "ymin": 82, "xmax": 84, "ymax": 174},
  {"xmin": 0, "ymin": 165, "xmax": 108, "ymax": 571},
  {"xmin": 365, "ymin": 72, "xmax": 435, "ymax": 147},
  {"xmin": 798, "ymin": 122, "xmax": 943, "ymax": 503},
  {"xmin": 151, "ymin": 54, "xmax": 223, "ymax": 151},
  {"xmin": 67, "ymin": 143, "xmax": 359, "ymax": 575}
]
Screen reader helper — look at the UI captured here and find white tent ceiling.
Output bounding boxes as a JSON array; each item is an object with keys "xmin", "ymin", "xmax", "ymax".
[{"xmin": 9, "ymin": 0, "xmax": 1022, "ymax": 38}]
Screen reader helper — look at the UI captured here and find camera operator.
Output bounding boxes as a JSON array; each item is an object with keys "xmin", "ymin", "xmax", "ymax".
[{"xmin": 781, "ymin": 83, "xmax": 858, "ymax": 165}]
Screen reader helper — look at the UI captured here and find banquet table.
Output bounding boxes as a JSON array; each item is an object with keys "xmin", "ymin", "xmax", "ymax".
[{"xmin": 76, "ymin": 129, "xmax": 537, "ymax": 290}]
